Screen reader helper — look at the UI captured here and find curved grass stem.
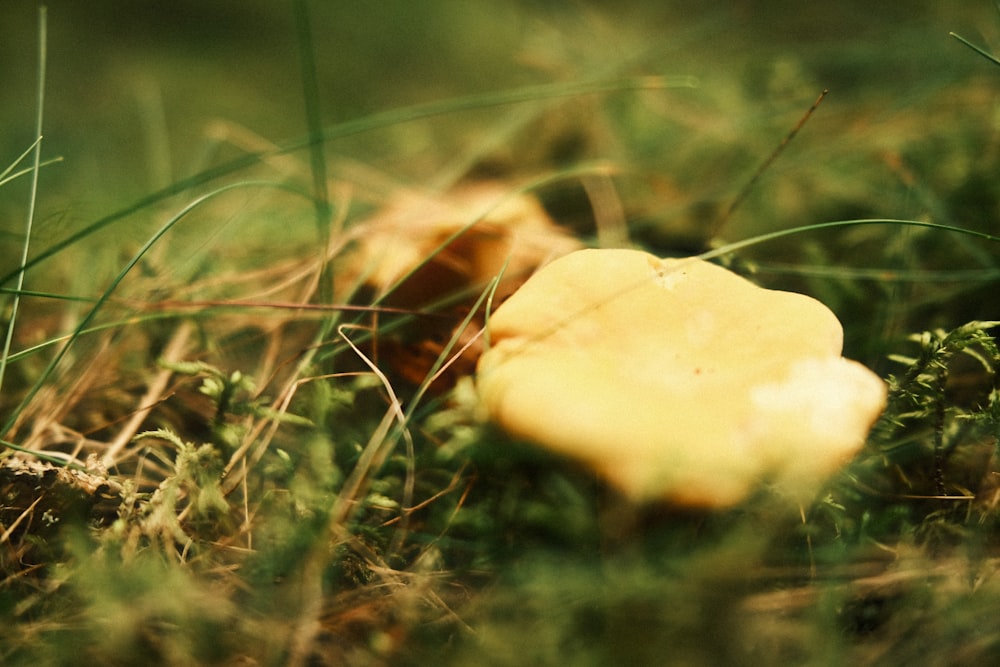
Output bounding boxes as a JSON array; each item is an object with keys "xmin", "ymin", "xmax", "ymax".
[{"xmin": 0, "ymin": 7, "xmax": 46, "ymax": 400}]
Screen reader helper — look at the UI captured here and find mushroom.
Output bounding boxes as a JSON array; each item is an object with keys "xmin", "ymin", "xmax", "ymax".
[
  {"xmin": 475, "ymin": 248, "xmax": 887, "ymax": 508},
  {"xmin": 348, "ymin": 181, "xmax": 582, "ymax": 308},
  {"xmin": 342, "ymin": 181, "xmax": 582, "ymax": 388}
]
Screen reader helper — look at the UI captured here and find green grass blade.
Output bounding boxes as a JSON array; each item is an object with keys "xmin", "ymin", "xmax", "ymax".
[
  {"xmin": 700, "ymin": 218, "xmax": 1000, "ymax": 262},
  {"xmin": 949, "ymin": 32, "xmax": 1000, "ymax": 67},
  {"xmin": 0, "ymin": 180, "xmax": 293, "ymax": 441},
  {"xmin": 0, "ymin": 156, "xmax": 63, "ymax": 189},
  {"xmin": 0, "ymin": 7, "xmax": 47, "ymax": 399},
  {"xmin": 0, "ymin": 137, "xmax": 40, "ymax": 184},
  {"xmin": 293, "ymin": 0, "xmax": 331, "ymax": 233},
  {"xmin": 293, "ymin": 0, "xmax": 338, "ymax": 369}
]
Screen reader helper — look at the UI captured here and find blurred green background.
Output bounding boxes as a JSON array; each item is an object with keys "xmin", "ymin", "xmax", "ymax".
[{"xmin": 1, "ymin": 1, "xmax": 999, "ymax": 356}]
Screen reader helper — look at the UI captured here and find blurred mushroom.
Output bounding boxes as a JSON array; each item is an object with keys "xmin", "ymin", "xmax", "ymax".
[
  {"xmin": 345, "ymin": 182, "xmax": 582, "ymax": 388},
  {"xmin": 476, "ymin": 248, "xmax": 887, "ymax": 508},
  {"xmin": 349, "ymin": 181, "xmax": 582, "ymax": 308}
]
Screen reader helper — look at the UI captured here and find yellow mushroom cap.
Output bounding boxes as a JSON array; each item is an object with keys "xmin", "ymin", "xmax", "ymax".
[{"xmin": 476, "ymin": 248, "xmax": 887, "ymax": 508}]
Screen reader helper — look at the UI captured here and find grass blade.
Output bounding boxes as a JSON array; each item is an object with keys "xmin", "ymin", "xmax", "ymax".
[
  {"xmin": 0, "ymin": 7, "xmax": 47, "ymax": 399},
  {"xmin": 950, "ymin": 31, "xmax": 1000, "ymax": 67},
  {"xmin": 0, "ymin": 180, "xmax": 290, "ymax": 441},
  {"xmin": 700, "ymin": 218, "xmax": 1000, "ymax": 262}
]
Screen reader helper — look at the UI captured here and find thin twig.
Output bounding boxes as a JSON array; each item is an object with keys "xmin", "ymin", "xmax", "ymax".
[{"xmin": 716, "ymin": 89, "xmax": 828, "ymax": 233}]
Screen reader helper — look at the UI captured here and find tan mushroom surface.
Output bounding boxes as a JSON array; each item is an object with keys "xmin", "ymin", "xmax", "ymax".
[
  {"xmin": 476, "ymin": 248, "xmax": 888, "ymax": 508},
  {"xmin": 347, "ymin": 181, "xmax": 582, "ymax": 307},
  {"xmin": 341, "ymin": 181, "xmax": 582, "ymax": 388}
]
